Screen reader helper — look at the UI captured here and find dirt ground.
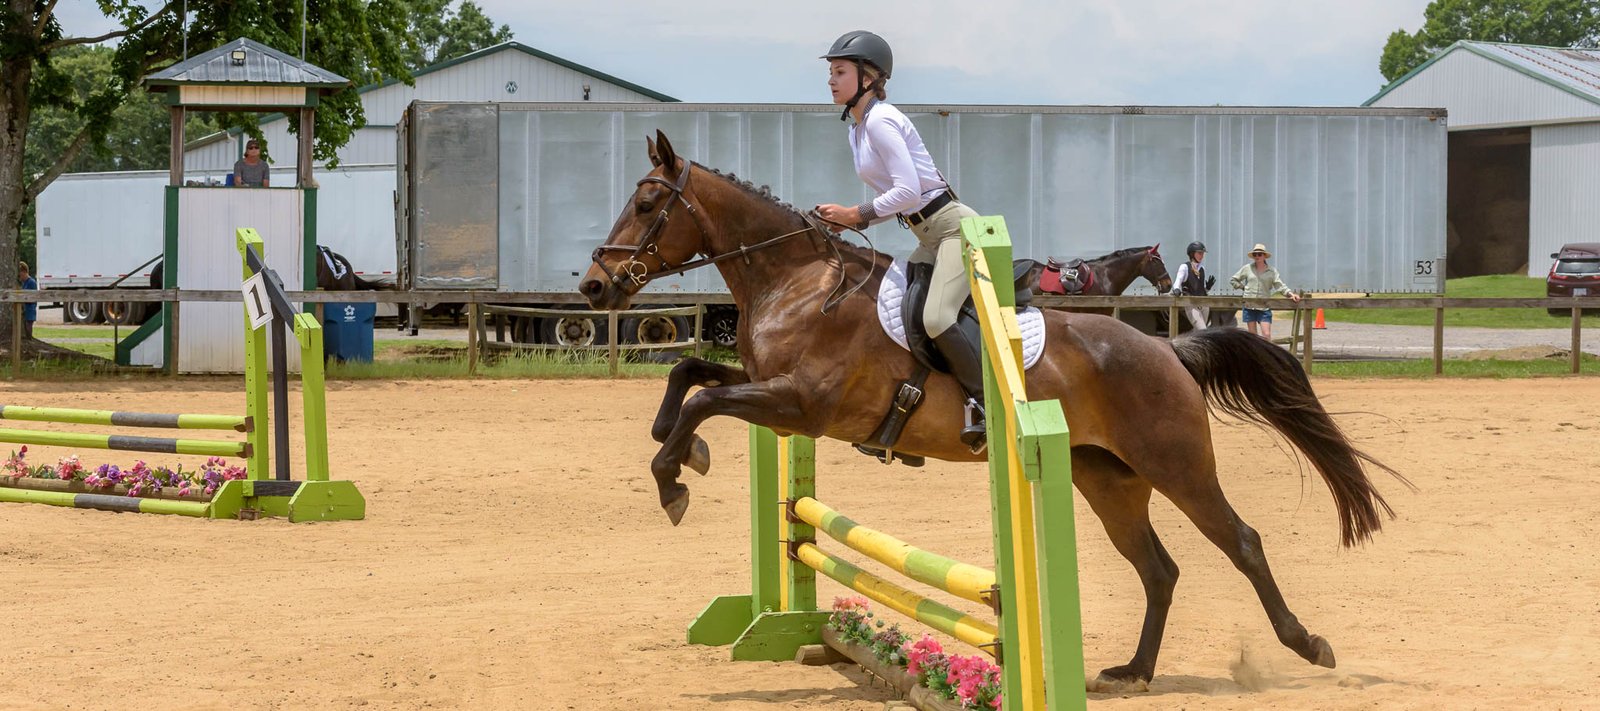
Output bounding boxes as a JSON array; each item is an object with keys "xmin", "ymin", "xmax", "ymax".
[{"xmin": 1, "ymin": 376, "xmax": 1597, "ymax": 711}]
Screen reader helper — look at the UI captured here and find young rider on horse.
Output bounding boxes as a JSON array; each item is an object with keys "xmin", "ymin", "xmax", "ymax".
[{"xmin": 813, "ymin": 30, "xmax": 987, "ymax": 450}]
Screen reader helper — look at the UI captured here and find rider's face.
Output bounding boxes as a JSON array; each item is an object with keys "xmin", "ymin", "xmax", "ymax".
[{"xmin": 828, "ymin": 60, "xmax": 858, "ymax": 105}]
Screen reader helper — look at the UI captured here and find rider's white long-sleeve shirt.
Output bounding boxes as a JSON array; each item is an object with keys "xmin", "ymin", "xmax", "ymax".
[{"xmin": 848, "ymin": 100, "xmax": 948, "ymax": 219}]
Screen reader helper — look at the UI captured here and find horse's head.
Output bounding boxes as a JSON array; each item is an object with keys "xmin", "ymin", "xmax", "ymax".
[
  {"xmin": 581, "ymin": 130, "xmax": 711, "ymax": 310},
  {"xmin": 1141, "ymin": 244, "xmax": 1173, "ymax": 293}
]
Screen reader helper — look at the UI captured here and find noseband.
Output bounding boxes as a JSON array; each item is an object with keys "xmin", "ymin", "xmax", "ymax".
[
  {"xmin": 589, "ymin": 163, "xmax": 708, "ymax": 288},
  {"xmin": 590, "ymin": 163, "xmax": 834, "ymax": 289}
]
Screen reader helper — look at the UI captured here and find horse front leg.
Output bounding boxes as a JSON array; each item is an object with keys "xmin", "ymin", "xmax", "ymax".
[
  {"xmin": 651, "ymin": 358, "xmax": 752, "ymax": 476},
  {"xmin": 652, "ymin": 375, "xmax": 813, "ymax": 525}
]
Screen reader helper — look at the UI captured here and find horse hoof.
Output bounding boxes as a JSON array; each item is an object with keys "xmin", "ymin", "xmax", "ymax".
[
  {"xmin": 663, "ymin": 491, "xmax": 690, "ymax": 526},
  {"xmin": 1086, "ymin": 672, "xmax": 1149, "ymax": 694},
  {"xmin": 1308, "ymin": 634, "xmax": 1336, "ymax": 668},
  {"xmin": 685, "ymin": 436, "xmax": 711, "ymax": 476}
]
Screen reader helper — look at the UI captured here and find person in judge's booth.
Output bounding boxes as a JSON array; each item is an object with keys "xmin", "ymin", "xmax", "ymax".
[{"xmin": 233, "ymin": 139, "xmax": 270, "ymax": 188}]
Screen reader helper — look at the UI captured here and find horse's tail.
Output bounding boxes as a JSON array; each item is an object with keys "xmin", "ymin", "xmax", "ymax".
[{"xmin": 1169, "ymin": 328, "xmax": 1410, "ymax": 547}]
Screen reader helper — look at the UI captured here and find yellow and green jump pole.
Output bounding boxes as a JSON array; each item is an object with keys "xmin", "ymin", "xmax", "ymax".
[
  {"xmin": 687, "ymin": 216, "xmax": 1086, "ymax": 710},
  {"xmin": 0, "ymin": 229, "xmax": 362, "ymax": 522}
]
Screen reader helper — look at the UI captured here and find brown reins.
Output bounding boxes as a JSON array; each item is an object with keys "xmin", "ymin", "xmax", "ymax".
[{"xmin": 589, "ymin": 163, "xmax": 875, "ymax": 312}]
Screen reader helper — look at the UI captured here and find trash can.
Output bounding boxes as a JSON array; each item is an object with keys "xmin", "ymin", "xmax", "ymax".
[{"xmin": 323, "ymin": 303, "xmax": 375, "ymax": 363}]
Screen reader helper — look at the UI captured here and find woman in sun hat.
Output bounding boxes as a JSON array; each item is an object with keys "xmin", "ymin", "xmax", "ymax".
[{"xmin": 1229, "ymin": 243, "xmax": 1299, "ymax": 340}]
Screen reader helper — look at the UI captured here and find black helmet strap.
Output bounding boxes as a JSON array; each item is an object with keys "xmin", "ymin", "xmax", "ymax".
[{"xmin": 841, "ymin": 59, "xmax": 871, "ymax": 122}]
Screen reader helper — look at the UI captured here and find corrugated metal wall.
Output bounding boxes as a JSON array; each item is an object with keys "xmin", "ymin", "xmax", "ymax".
[
  {"xmin": 1371, "ymin": 50, "xmax": 1599, "ymax": 129},
  {"xmin": 1530, "ymin": 122, "xmax": 1600, "ymax": 275},
  {"xmin": 458, "ymin": 104, "xmax": 1445, "ymax": 294}
]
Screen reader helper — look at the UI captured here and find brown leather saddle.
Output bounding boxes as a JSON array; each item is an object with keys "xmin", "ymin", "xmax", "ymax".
[{"xmin": 1037, "ymin": 257, "xmax": 1095, "ymax": 295}]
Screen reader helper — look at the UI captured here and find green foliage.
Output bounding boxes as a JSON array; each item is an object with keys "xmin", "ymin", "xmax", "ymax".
[
  {"xmin": 402, "ymin": 0, "xmax": 515, "ymax": 69},
  {"xmin": 1380, "ymin": 0, "xmax": 1600, "ymax": 82},
  {"xmin": 24, "ymin": 46, "xmax": 215, "ymax": 177}
]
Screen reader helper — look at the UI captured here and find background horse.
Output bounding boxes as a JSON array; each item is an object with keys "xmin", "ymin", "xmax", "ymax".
[
  {"xmin": 581, "ymin": 131, "xmax": 1406, "ymax": 692},
  {"xmin": 1022, "ymin": 246, "xmax": 1172, "ymax": 311}
]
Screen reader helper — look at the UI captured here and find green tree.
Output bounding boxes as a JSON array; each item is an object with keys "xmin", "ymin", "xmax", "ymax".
[
  {"xmin": 24, "ymin": 45, "xmax": 216, "ymax": 178},
  {"xmin": 1381, "ymin": 0, "xmax": 1600, "ymax": 82},
  {"xmin": 0, "ymin": 1, "xmax": 414, "ymax": 341},
  {"xmin": 402, "ymin": 0, "xmax": 515, "ymax": 69}
]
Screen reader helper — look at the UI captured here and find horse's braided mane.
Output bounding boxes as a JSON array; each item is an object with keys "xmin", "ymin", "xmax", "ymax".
[
  {"xmin": 1099, "ymin": 245, "xmax": 1153, "ymax": 260},
  {"xmin": 694, "ymin": 163, "xmax": 887, "ymax": 267},
  {"xmin": 695, "ymin": 163, "xmax": 801, "ymax": 214}
]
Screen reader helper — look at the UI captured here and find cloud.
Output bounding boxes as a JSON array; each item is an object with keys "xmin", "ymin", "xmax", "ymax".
[{"xmin": 485, "ymin": 0, "xmax": 1431, "ymax": 105}]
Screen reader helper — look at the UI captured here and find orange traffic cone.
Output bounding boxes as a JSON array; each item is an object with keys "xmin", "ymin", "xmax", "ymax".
[{"xmin": 1312, "ymin": 308, "xmax": 1326, "ymax": 330}]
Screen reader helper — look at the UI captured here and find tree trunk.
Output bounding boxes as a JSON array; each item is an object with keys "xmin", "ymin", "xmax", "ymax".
[{"xmin": 0, "ymin": 36, "xmax": 33, "ymax": 343}]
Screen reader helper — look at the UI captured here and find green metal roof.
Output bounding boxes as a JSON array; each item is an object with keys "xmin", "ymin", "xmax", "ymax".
[
  {"xmin": 253, "ymin": 40, "xmax": 676, "ymax": 130},
  {"xmin": 375, "ymin": 40, "xmax": 678, "ymax": 102},
  {"xmin": 1365, "ymin": 40, "xmax": 1600, "ymax": 109},
  {"xmin": 145, "ymin": 37, "xmax": 349, "ymax": 90}
]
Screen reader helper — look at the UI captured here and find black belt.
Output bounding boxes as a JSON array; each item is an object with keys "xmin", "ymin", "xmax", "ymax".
[{"xmin": 904, "ymin": 191, "xmax": 954, "ymax": 227}]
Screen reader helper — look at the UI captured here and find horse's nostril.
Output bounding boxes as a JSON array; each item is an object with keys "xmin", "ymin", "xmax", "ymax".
[{"xmin": 580, "ymin": 280, "xmax": 603, "ymax": 299}]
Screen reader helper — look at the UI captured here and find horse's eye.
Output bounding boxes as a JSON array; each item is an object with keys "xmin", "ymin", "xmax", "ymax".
[{"xmin": 637, "ymin": 200, "xmax": 653, "ymax": 214}]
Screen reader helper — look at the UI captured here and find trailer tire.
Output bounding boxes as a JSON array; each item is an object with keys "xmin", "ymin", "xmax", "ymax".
[
  {"xmin": 66, "ymin": 301, "xmax": 104, "ymax": 324},
  {"xmin": 538, "ymin": 311, "xmax": 608, "ymax": 348},
  {"xmin": 704, "ymin": 307, "xmax": 739, "ymax": 348},
  {"xmin": 103, "ymin": 301, "xmax": 145, "ymax": 326},
  {"xmin": 620, "ymin": 314, "xmax": 688, "ymax": 345}
]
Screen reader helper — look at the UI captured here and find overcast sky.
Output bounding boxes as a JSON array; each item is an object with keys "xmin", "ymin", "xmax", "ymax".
[{"xmin": 58, "ymin": 0, "xmax": 1434, "ymax": 105}]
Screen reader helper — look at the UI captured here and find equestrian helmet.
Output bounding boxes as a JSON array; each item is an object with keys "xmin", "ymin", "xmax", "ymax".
[
  {"xmin": 1186, "ymin": 241, "xmax": 1206, "ymax": 257},
  {"xmin": 822, "ymin": 30, "xmax": 893, "ymax": 77}
]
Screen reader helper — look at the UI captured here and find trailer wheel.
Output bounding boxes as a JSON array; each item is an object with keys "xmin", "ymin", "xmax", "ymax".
[
  {"xmin": 538, "ymin": 312, "xmax": 608, "ymax": 348},
  {"xmin": 103, "ymin": 301, "xmax": 145, "ymax": 326},
  {"xmin": 621, "ymin": 314, "xmax": 687, "ymax": 345},
  {"xmin": 704, "ymin": 307, "xmax": 739, "ymax": 348},
  {"xmin": 66, "ymin": 301, "xmax": 104, "ymax": 324}
]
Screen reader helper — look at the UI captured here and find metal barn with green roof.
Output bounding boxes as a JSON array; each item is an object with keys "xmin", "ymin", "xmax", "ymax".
[{"xmin": 1366, "ymin": 41, "xmax": 1600, "ymax": 278}]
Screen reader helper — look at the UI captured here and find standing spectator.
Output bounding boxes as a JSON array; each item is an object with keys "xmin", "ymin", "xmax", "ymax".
[
  {"xmin": 1229, "ymin": 243, "xmax": 1299, "ymax": 340},
  {"xmin": 1171, "ymin": 241, "xmax": 1215, "ymax": 331},
  {"xmin": 232, "ymin": 139, "xmax": 270, "ymax": 188},
  {"xmin": 19, "ymin": 261, "xmax": 37, "ymax": 339}
]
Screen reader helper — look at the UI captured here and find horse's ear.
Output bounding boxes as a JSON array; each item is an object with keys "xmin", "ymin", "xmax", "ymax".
[
  {"xmin": 646, "ymin": 134, "xmax": 661, "ymax": 167},
  {"xmin": 1149, "ymin": 243, "xmax": 1161, "ymax": 257},
  {"xmin": 655, "ymin": 129, "xmax": 681, "ymax": 173}
]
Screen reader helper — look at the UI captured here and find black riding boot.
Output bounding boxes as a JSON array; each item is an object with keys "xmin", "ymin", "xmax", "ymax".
[{"xmin": 933, "ymin": 319, "xmax": 987, "ymax": 453}]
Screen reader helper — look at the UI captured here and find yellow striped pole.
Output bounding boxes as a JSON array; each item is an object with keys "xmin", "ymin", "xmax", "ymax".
[
  {"xmin": 0, "ymin": 486, "xmax": 212, "ymax": 516},
  {"xmin": 0, "ymin": 406, "xmax": 248, "ymax": 431},
  {"xmin": 793, "ymin": 542, "xmax": 998, "ymax": 654},
  {"xmin": 792, "ymin": 496, "xmax": 996, "ymax": 607},
  {"xmin": 0, "ymin": 428, "xmax": 247, "ymax": 458}
]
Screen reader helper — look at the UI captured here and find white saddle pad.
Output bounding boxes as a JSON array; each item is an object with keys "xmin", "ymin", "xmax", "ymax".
[{"xmin": 876, "ymin": 260, "xmax": 1046, "ymax": 370}]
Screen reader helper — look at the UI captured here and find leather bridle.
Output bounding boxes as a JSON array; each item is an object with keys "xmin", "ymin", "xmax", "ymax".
[{"xmin": 589, "ymin": 163, "xmax": 828, "ymax": 288}]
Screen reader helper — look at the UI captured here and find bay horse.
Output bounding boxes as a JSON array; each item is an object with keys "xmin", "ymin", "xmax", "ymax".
[
  {"xmin": 1022, "ymin": 245, "xmax": 1173, "ymax": 311},
  {"xmin": 581, "ymin": 131, "xmax": 1405, "ymax": 692}
]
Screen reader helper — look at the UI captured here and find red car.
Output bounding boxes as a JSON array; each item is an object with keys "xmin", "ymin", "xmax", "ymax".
[{"xmin": 1547, "ymin": 243, "xmax": 1600, "ymax": 315}]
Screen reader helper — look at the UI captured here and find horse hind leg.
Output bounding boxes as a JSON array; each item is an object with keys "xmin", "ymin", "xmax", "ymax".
[
  {"xmin": 1073, "ymin": 446, "xmax": 1179, "ymax": 693},
  {"xmin": 1160, "ymin": 474, "xmax": 1336, "ymax": 669}
]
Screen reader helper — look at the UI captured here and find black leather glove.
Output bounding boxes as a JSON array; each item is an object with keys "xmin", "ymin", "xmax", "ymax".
[{"xmin": 1206, "ymin": 275, "xmax": 1216, "ymax": 290}]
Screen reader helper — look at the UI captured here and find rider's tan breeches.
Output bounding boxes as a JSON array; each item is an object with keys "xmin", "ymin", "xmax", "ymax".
[{"xmin": 907, "ymin": 200, "xmax": 981, "ymax": 338}]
